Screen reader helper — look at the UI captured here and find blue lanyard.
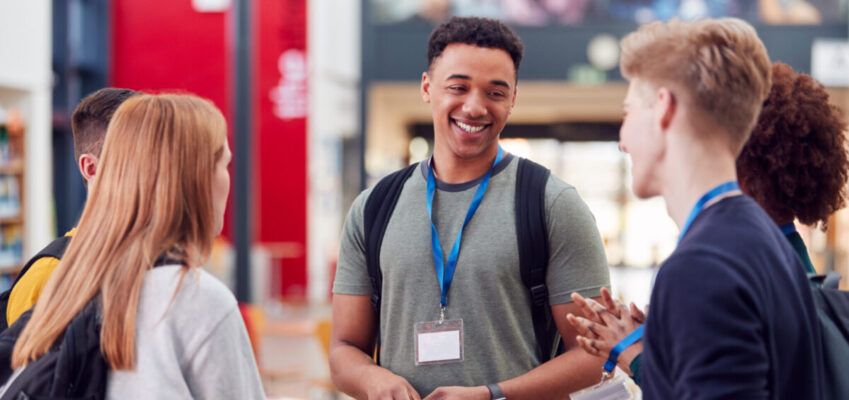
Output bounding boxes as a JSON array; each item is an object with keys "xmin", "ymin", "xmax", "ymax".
[
  {"xmin": 779, "ymin": 223, "xmax": 796, "ymax": 235},
  {"xmin": 678, "ymin": 181, "xmax": 740, "ymax": 243},
  {"xmin": 426, "ymin": 147, "xmax": 503, "ymax": 309},
  {"xmin": 604, "ymin": 325, "xmax": 644, "ymax": 374},
  {"xmin": 604, "ymin": 181, "xmax": 739, "ymax": 374}
]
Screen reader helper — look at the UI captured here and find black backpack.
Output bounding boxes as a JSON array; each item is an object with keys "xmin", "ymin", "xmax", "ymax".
[
  {"xmin": 364, "ymin": 158, "xmax": 562, "ymax": 363},
  {"xmin": 0, "ymin": 257, "xmax": 180, "ymax": 400},
  {"xmin": 0, "ymin": 298, "xmax": 107, "ymax": 400},
  {"xmin": 0, "ymin": 237, "xmax": 72, "ymax": 332},
  {"xmin": 808, "ymin": 273, "xmax": 849, "ymax": 399}
]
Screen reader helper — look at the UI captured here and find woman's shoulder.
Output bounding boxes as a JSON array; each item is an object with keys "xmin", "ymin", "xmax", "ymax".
[{"xmin": 143, "ymin": 265, "xmax": 238, "ymax": 318}]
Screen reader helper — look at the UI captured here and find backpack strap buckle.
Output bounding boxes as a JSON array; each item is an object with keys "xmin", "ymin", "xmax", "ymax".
[
  {"xmin": 370, "ymin": 293, "xmax": 381, "ymax": 312},
  {"xmin": 530, "ymin": 284, "xmax": 548, "ymax": 307},
  {"xmin": 369, "ymin": 276, "xmax": 381, "ymax": 313}
]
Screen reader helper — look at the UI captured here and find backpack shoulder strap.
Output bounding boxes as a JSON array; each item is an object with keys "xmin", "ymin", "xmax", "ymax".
[
  {"xmin": 0, "ymin": 236, "xmax": 72, "ymax": 331},
  {"xmin": 20, "ymin": 235, "xmax": 71, "ymax": 275},
  {"xmin": 515, "ymin": 157, "xmax": 557, "ymax": 362},
  {"xmin": 363, "ymin": 163, "xmax": 419, "ymax": 314},
  {"xmin": 362, "ymin": 163, "xmax": 418, "ymax": 365},
  {"xmin": 12, "ymin": 235, "xmax": 72, "ymax": 289},
  {"xmin": 55, "ymin": 295, "xmax": 107, "ymax": 396}
]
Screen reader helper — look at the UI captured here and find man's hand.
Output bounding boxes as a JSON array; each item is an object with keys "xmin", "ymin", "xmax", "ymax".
[
  {"xmin": 363, "ymin": 366, "xmax": 422, "ymax": 400},
  {"xmin": 330, "ymin": 294, "xmax": 421, "ymax": 399},
  {"xmin": 423, "ymin": 385, "xmax": 489, "ymax": 400}
]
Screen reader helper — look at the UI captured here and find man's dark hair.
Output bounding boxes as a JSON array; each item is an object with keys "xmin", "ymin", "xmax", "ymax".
[
  {"xmin": 71, "ymin": 88, "xmax": 139, "ymax": 161},
  {"xmin": 427, "ymin": 17, "xmax": 524, "ymax": 73}
]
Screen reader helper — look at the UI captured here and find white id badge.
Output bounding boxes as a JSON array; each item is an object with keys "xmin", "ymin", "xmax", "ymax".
[
  {"xmin": 414, "ymin": 319, "xmax": 464, "ymax": 366},
  {"xmin": 570, "ymin": 373, "xmax": 641, "ymax": 400}
]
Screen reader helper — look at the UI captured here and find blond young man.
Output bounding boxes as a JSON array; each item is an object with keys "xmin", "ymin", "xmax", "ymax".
[{"xmin": 568, "ymin": 19, "xmax": 824, "ymax": 399}]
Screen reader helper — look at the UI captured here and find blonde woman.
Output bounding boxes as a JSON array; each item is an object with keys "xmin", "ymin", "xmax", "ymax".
[{"xmin": 4, "ymin": 93, "xmax": 264, "ymax": 399}]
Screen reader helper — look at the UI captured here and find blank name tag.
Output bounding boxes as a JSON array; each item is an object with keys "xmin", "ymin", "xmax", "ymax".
[
  {"xmin": 414, "ymin": 319, "xmax": 464, "ymax": 366},
  {"xmin": 570, "ymin": 374, "xmax": 638, "ymax": 400}
]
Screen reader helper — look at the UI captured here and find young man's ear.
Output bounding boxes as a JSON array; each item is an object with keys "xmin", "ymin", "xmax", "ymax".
[
  {"xmin": 421, "ymin": 72, "xmax": 432, "ymax": 103},
  {"xmin": 78, "ymin": 154, "xmax": 98, "ymax": 182},
  {"xmin": 655, "ymin": 87, "xmax": 677, "ymax": 131}
]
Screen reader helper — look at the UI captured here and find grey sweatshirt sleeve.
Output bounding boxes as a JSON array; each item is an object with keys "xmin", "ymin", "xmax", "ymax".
[{"xmin": 183, "ymin": 307, "xmax": 265, "ymax": 400}]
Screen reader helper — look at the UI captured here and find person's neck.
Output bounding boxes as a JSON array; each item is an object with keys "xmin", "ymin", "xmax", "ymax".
[
  {"xmin": 431, "ymin": 145, "xmax": 500, "ymax": 184},
  {"xmin": 776, "ymin": 219, "xmax": 794, "ymax": 227},
  {"xmin": 662, "ymin": 139, "xmax": 739, "ymax": 229}
]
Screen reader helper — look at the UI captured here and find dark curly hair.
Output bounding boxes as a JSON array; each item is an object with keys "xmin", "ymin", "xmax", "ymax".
[
  {"xmin": 737, "ymin": 63, "xmax": 849, "ymax": 229},
  {"xmin": 427, "ymin": 17, "xmax": 524, "ymax": 73}
]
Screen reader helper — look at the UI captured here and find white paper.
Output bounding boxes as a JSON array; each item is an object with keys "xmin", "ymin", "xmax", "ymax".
[
  {"xmin": 571, "ymin": 373, "xmax": 639, "ymax": 400},
  {"xmin": 417, "ymin": 330, "xmax": 461, "ymax": 363}
]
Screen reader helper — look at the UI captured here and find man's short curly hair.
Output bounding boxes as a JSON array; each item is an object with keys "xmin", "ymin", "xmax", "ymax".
[
  {"xmin": 427, "ymin": 17, "xmax": 523, "ymax": 73},
  {"xmin": 737, "ymin": 63, "xmax": 849, "ymax": 228}
]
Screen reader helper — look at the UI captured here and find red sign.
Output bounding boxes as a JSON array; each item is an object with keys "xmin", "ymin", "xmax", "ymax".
[
  {"xmin": 111, "ymin": 0, "xmax": 309, "ymax": 300},
  {"xmin": 256, "ymin": 0, "xmax": 309, "ymax": 299},
  {"xmin": 111, "ymin": 0, "xmax": 233, "ymax": 236}
]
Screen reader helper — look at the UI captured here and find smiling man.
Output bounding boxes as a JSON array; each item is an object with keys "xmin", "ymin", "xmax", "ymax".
[{"xmin": 329, "ymin": 17, "xmax": 609, "ymax": 400}]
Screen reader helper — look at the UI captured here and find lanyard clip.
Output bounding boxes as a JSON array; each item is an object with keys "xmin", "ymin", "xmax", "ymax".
[{"xmin": 439, "ymin": 306, "xmax": 446, "ymax": 324}]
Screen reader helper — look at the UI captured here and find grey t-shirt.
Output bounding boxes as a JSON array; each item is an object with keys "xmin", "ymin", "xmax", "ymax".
[
  {"xmin": 333, "ymin": 155, "xmax": 609, "ymax": 396},
  {"xmin": 107, "ymin": 266, "xmax": 265, "ymax": 400}
]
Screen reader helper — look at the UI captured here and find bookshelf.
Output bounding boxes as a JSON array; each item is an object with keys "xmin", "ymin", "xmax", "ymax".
[
  {"xmin": 0, "ymin": 0, "xmax": 51, "ymax": 293},
  {"xmin": 0, "ymin": 107, "xmax": 25, "ymax": 290}
]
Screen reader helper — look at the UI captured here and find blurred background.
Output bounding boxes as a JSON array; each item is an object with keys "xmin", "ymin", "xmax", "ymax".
[{"xmin": 1, "ymin": 0, "xmax": 848, "ymax": 398}]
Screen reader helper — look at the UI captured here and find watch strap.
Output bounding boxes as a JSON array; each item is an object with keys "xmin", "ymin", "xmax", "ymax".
[{"xmin": 486, "ymin": 383, "xmax": 506, "ymax": 400}]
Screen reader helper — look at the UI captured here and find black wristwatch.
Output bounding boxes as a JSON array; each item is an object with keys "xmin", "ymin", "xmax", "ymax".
[{"xmin": 486, "ymin": 383, "xmax": 506, "ymax": 400}]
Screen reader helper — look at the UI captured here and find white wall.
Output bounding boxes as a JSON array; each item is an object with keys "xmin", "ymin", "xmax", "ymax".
[
  {"xmin": 307, "ymin": 0, "xmax": 360, "ymax": 303},
  {"xmin": 0, "ymin": 0, "xmax": 54, "ymax": 255}
]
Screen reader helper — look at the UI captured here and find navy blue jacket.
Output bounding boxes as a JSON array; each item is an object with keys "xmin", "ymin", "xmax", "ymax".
[{"xmin": 641, "ymin": 196, "xmax": 823, "ymax": 399}]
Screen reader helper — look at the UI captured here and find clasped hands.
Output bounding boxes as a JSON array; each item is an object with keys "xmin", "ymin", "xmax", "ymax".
[
  {"xmin": 363, "ymin": 367, "xmax": 490, "ymax": 400},
  {"xmin": 566, "ymin": 288, "xmax": 646, "ymax": 376}
]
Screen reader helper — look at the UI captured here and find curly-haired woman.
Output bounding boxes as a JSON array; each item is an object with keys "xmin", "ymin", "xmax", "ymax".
[{"xmin": 737, "ymin": 62, "xmax": 849, "ymax": 272}]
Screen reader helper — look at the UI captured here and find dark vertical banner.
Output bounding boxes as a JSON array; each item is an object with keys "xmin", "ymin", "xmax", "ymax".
[{"xmin": 256, "ymin": 0, "xmax": 309, "ymax": 299}]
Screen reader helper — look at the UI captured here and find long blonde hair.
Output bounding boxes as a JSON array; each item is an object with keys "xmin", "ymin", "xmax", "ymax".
[{"xmin": 12, "ymin": 93, "xmax": 228, "ymax": 369}]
